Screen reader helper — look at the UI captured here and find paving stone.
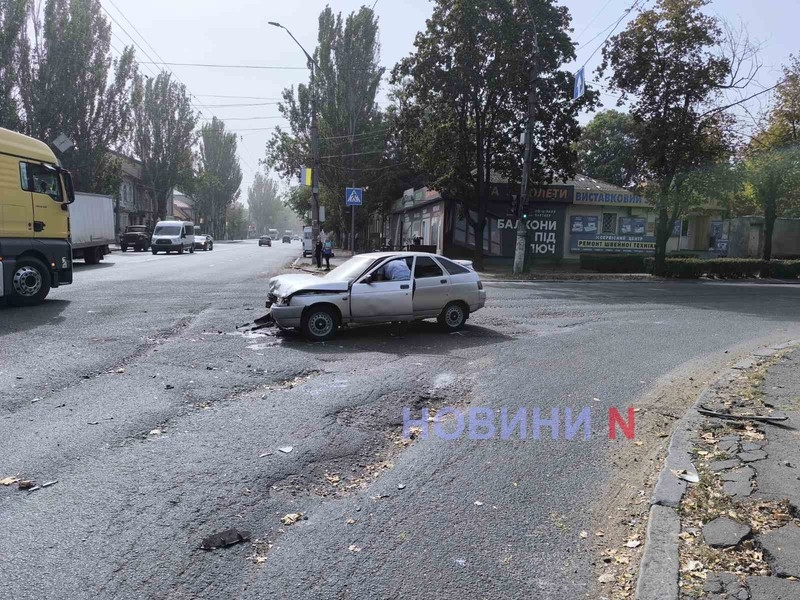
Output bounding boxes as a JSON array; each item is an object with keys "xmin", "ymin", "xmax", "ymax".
[
  {"xmin": 758, "ymin": 522, "xmax": 800, "ymax": 578},
  {"xmin": 746, "ymin": 576, "xmax": 800, "ymax": 600},
  {"xmin": 738, "ymin": 450, "xmax": 768, "ymax": 463},
  {"xmin": 717, "ymin": 440, "xmax": 739, "ymax": 453},
  {"xmin": 723, "ymin": 479, "xmax": 753, "ymax": 499},
  {"xmin": 710, "ymin": 459, "xmax": 742, "ymax": 472},
  {"xmin": 741, "ymin": 441, "xmax": 763, "ymax": 452},
  {"xmin": 703, "ymin": 576, "xmax": 723, "ymax": 594},
  {"xmin": 703, "ymin": 517, "xmax": 751, "ymax": 548},
  {"xmin": 720, "ymin": 466, "xmax": 755, "ymax": 482}
]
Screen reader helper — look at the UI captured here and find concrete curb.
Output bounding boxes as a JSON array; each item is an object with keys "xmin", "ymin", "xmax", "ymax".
[{"xmin": 635, "ymin": 340, "xmax": 800, "ymax": 600}]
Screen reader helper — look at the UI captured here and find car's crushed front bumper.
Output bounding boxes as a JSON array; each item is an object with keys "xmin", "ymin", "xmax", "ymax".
[{"xmin": 264, "ymin": 296, "xmax": 303, "ymax": 328}]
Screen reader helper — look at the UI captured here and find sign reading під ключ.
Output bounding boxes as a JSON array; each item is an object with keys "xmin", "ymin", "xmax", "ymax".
[{"xmin": 346, "ymin": 187, "xmax": 363, "ymax": 206}]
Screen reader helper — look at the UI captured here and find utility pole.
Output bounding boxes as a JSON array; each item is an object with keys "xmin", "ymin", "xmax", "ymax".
[
  {"xmin": 512, "ymin": 7, "xmax": 539, "ymax": 274},
  {"xmin": 269, "ymin": 21, "xmax": 320, "ymax": 245}
]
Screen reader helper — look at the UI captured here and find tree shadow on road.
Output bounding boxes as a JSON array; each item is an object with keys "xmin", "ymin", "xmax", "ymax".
[
  {"xmin": 279, "ymin": 321, "xmax": 511, "ymax": 357},
  {"xmin": 0, "ymin": 299, "xmax": 70, "ymax": 334}
]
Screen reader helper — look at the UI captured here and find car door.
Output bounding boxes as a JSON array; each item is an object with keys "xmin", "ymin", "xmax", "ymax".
[
  {"xmin": 412, "ymin": 255, "xmax": 449, "ymax": 316},
  {"xmin": 0, "ymin": 158, "xmax": 33, "ymax": 238},
  {"xmin": 350, "ymin": 257, "xmax": 413, "ymax": 323}
]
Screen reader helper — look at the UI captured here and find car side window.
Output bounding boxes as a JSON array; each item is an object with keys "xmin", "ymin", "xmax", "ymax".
[
  {"xmin": 437, "ymin": 257, "xmax": 471, "ymax": 275},
  {"xmin": 414, "ymin": 256, "xmax": 444, "ymax": 279},
  {"xmin": 373, "ymin": 258, "xmax": 411, "ymax": 282}
]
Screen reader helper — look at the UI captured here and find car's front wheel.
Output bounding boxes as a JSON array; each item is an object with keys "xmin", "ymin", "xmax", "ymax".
[
  {"xmin": 438, "ymin": 301, "xmax": 468, "ymax": 331},
  {"xmin": 301, "ymin": 306, "xmax": 338, "ymax": 342}
]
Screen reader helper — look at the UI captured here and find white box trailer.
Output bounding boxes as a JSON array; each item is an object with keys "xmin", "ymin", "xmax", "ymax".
[{"xmin": 69, "ymin": 192, "xmax": 115, "ymax": 264}]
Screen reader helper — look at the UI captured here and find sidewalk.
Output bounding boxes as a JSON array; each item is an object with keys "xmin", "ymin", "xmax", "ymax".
[
  {"xmin": 637, "ymin": 343, "xmax": 800, "ymax": 600},
  {"xmin": 292, "ymin": 250, "xmax": 354, "ymax": 274}
]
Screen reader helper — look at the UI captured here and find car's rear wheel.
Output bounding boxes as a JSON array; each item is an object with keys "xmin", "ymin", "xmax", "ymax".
[
  {"xmin": 438, "ymin": 301, "xmax": 468, "ymax": 331},
  {"xmin": 8, "ymin": 257, "xmax": 50, "ymax": 306},
  {"xmin": 301, "ymin": 306, "xmax": 338, "ymax": 342}
]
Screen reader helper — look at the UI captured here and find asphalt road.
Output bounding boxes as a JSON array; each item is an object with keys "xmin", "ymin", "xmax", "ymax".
[{"xmin": 1, "ymin": 242, "xmax": 799, "ymax": 600}]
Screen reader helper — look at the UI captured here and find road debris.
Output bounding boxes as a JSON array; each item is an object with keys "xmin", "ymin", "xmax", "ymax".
[
  {"xmin": 348, "ymin": 544, "xmax": 362, "ymax": 552},
  {"xmin": 278, "ymin": 446, "xmax": 293, "ymax": 454},
  {"xmin": 42, "ymin": 480, "xmax": 58, "ymax": 488},
  {"xmin": 397, "ymin": 483, "xmax": 406, "ymax": 490},
  {"xmin": 1, "ymin": 476, "xmax": 20, "ymax": 486},
  {"xmin": 697, "ymin": 405, "xmax": 788, "ymax": 422},
  {"xmin": 200, "ymin": 528, "xmax": 252, "ymax": 551},
  {"xmin": 671, "ymin": 467, "xmax": 700, "ymax": 483},
  {"xmin": 280, "ymin": 513, "xmax": 304, "ymax": 526},
  {"xmin": 17, "ymin": 480, "xmax": 36, "ymax": 490}
]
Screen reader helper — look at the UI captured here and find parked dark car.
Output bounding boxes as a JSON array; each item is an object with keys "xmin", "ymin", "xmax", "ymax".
[
  {"xmin": 258, "ymin": 235, "xmax": 272, "ymax": 247},
  {"xmin": 120, "ymin": 225, "xmax": 151, "ymax": 252},
  {"xmin": 194, "ymin": 233, "xmax": 214, "ymax": 251}
]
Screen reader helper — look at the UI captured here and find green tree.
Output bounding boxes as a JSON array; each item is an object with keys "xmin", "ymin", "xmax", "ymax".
[
  {"xmin": 225, "ymin": 202, "xmax": 248, "ymax": 240},
  {"xmin": 247, "ymin": 172, "xmax": 283, "ymax": 235},
  {"xmin": 193, "ymin": 117, "xmax": 242, "ymax": 239},
  {"xmin": 600, "ymin": 0, "xmax": 755, "ymax": 269},
  {"xmin": 0, "ymin": 0, "xmax": 28, "ymax": 130},
  {"xmin": 266, "ymin": 5, "xmax": 388, "ymax": 246},
  {"xmin": 577, "ymin": 110, "xmax": 640, "ymax": 188},
  {"xmin": 132, "ymin": 72, "xmax": 196, "ymax": 220},
  {"xmin": 17, "ymin": 0, "xmax": 137, "ymax": 192},
  {"xmin": 391, "ymin": 0, "xmax": 594, "ymax": 269}
]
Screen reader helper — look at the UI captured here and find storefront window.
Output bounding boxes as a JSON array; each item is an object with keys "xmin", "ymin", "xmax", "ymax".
[{"xmin": 602, "ymin": 213, "xmax": 617, "ymax": 234}]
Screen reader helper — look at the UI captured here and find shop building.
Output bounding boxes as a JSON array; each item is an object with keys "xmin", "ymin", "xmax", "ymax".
[{"xmin": 384, "ymin": 175, "xmax": 726, "ymax": 263}]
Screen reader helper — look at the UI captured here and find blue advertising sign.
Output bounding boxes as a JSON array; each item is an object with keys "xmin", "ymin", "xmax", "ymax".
[
  {"xmin": 570, "ymin": 216, "xmax": 598, "ymax": 234},
  {"xmin": 346, "ymin": 187, "xmax": 363, "ymax": 206},
  {"xmin": 619, "ymin": 217, "xmax": 647, "ymax": 235},
  {"xmin": 570, "ymin": 233, "xmax": 656, "ymax": 254}
]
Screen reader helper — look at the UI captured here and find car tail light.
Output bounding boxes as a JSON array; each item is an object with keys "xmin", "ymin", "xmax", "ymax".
[{"xmin": 477, "ymin": 280, "xmax": 483, "ymax": 290}]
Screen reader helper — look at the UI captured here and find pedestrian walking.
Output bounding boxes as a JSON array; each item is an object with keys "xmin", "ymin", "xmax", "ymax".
[
  {"xmin": 322, "ymin": 239, "xmax": 333, "ymax": 270},
  {"xmin": 314, "ymin": 240, "xmax": 323, "ymax": 268}
]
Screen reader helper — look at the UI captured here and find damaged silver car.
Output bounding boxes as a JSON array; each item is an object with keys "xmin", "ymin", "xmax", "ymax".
[{"xmin": 263, "ymin": 252, "xmax": 487, "ymax": 341}]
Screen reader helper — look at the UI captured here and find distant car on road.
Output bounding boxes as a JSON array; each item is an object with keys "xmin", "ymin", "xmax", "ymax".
[
  {"xmin": 263, "ymin": 252, "xmax": 486, "ymax": 341},
  {"xmin": 258, "ymin": 235, "xmax": 272, "ymax": 247},
  {"xmin": 120, "ymin": 225, "xmax": 151, "ymax": 252},
  {"xmin": 282, "ymin": 235, "xmax": 291, "ymax": 244},
  {"xmin": 194, "ymin": 234, "xmax": 214, "ymax": 251}
]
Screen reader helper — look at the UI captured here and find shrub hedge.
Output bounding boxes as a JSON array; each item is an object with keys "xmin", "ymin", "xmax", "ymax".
[
  {"xmin": 579, "ymin": 255, "xmax": 800, "ymax": 279},
  {"xmin": 655, "ymin": 258, "xmax": 800, "ymax": 279},
  {"xmin": 579, "ymin": 254, "xmax": 648, "ymax": 273}
]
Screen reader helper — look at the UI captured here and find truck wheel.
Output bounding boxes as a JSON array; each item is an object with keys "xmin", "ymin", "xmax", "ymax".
[
  {"xmin": 301, "ymin": 305, "xmax": 338, "ymax": 342},
  {"xmin": 178, "ymin": 246, "xmax": 184, "ymax": 255},
  {"xmin": 84, "ymin": 247, "xmax": 100, "ymax": 265},
  {"xmin": 120, "ymin": 244, "xmax": 128, "ymax": 252},
  {"xmin": 8, "ymin": 257, "xmax": 51, "ymax": 306}
]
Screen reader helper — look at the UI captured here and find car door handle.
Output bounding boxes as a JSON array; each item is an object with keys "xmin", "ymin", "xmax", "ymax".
[
  {"xmin": 400, "ymin": 284, "xmax": 410, "ymax": 289},
  {"xmin": 440, "ymin": 279, "xmax": 447, "ymax": 284},
  {"xmin": 33, "ymin": 221, "xmax": 45, "ymax": 232}
]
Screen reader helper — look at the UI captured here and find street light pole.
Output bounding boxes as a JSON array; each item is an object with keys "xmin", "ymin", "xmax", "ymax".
[
  {"xmin": 513, "ymin": 5, "xmax": 539, "ymax": 274},
  {"xmin": 269, "ymin": 21, "xmax": 321, "ymax": 246}
]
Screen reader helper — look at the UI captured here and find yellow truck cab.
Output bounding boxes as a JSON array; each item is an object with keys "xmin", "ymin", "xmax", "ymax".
[{"xmin": 0, "ymin": 127, "xmax": 75, "ymax": 305}]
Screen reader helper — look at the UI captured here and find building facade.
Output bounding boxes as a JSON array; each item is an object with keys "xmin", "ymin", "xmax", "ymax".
[{"xmin": 385, "ymin": 175, "xmax": 726, "ymax": 263}]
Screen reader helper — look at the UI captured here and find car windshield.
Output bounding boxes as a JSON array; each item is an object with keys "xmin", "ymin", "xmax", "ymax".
[
  {"xmin": 154, "ymin": 225, "xmax": 181, "ymax": 236},
  {"xmin": 323, "ymin": 256, "xmax": 378, "ymax": 282},
  {"xmin": 127, "ymin": 227, "xmax": 147, "ymax": 233}
]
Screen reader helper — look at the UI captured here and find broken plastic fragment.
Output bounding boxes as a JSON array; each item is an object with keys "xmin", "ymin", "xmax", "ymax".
[{"xmin": 200, "ymin": 528, "xmax": 252, "ymax": 551}]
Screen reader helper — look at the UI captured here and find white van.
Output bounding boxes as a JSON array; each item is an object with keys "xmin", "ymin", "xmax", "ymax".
[{"xmin": 151, "ymin": 220, "xmax": 195, "ymax": 255}]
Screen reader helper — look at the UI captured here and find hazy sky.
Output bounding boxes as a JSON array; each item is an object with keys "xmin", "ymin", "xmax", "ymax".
[{"xmin": 104, "ymin": 0, "xmax": 796, "ymax": 197}]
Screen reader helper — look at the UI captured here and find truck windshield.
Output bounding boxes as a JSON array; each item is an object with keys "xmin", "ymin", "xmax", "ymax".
[{"xmin": 154, "ymin": 225, "xmax": 181, "ymax": 236}]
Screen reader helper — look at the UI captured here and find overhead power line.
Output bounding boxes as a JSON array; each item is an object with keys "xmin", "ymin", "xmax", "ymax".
[
  {"xmin": 578, "ymin": 0, "xmax": 646, "ymax": 68},
  {"xmin": 139, "ymin": 61, "xmax": 306, "ymax": 70},
  {"xmin": 195, "ymin": 94, "xmax": 282, "ymax": 100}
]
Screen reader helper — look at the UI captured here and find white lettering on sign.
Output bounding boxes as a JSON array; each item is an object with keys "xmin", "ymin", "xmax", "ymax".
[{"xmin": 531, "ymin": 243, "xmax": 556, "ymax": 254}]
